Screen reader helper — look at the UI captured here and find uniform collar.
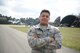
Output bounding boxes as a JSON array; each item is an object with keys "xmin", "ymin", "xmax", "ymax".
[{"xmin": 36, "ymin": 24, "xmax": 51, "ymax": 30}]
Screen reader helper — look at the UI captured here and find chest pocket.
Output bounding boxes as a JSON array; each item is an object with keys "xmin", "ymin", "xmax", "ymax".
[
  {"xmin": 35, "ymin": 29, "xmax": 48, "ymax": 38},
  {"xmin": 36, "ymin": 30, "xmax": 43, "ymax": 38},
  {"xmin": 47, "ymin": 29, "xmax": 55, "ymax": 37}
]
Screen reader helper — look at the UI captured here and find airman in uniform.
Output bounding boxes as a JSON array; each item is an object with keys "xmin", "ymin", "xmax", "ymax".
[{"xmin": 27, "ymin": 9, "xmax": 62, "ymax": 53}]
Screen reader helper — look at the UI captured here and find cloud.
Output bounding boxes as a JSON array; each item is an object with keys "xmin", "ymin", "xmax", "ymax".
[
  {"xmin": 0, "ymin": 0, "xmax": 80, "ymax": 22},
  {"xmin": 13, "ymin": 7, "xmax": 37, "ymax": 13},
  {"xmin": 0, "ymin": 6, "xmax": 8, "ymax": 15},
  {"xmin": 0, "ymin": 0, "xmax": 6, "ymax": 6}
]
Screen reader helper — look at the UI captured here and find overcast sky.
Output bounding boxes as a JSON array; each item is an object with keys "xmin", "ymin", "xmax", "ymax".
[{"xmin": 0, "ymin": 0, "xmax": 80, "ymax": 22}]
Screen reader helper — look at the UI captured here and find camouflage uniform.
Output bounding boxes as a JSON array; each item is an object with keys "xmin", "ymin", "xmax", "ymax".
[{"xmin": 27, "ymin": 24, "xmax": 62, "ymax": 53}]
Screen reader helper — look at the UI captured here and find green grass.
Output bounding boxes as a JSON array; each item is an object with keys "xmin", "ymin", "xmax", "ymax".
[
  {"xmin": 59, "ymin": 27, "xmax": 80, "ymax": 51},
  {"xmin": 11, "ymin": 25, "xmax": 30, "ymax": 32},
  {"xmin": 11, "ymin": 26, "xmax": 80, "ymax": 51}
]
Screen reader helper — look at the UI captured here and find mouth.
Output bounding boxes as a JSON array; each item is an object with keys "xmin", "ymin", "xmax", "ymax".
[{"xmin": 42, "ymin": 19, "xmax": 48, "ymax": 22}]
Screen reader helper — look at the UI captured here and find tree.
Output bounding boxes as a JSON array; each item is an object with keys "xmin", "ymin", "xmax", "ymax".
[
  {"xmin": 0, "ymin": 14, "xmax": 12, "ymax": 24},
  {"xmin": 25, "ymin": 18, "xmax": 39, "ymax": 26},
  {"xmin": 20, "ymin": 18, "xmax": 26, "ymax": 24}
]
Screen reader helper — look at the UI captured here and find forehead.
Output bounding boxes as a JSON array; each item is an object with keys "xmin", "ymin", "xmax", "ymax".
[{"xmin": 40, "ymin": 12, "xmax": 50, "ymax": 16}]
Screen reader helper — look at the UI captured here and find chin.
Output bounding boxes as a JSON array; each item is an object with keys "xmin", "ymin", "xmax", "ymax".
[{"xmin": 41, "ymin": 22, "xmax": 48, "ymax": 25}]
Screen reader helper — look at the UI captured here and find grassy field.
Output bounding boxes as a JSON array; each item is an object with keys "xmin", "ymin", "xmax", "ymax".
[
  {"xmin": 11, "ymin": 26, "xmax": 80, "ymax": 51},
  {"xmin": 59, "ymin": 27, "xmax": 80, "ymax": 51},
  {"xmin": 12, "ymin": 26, "xmax": 30, "ymax": 32}
]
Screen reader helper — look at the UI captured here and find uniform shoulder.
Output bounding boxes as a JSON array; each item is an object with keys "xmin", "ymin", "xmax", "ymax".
[
  {"xmin": 27, "ymin": 26, "xmax": 36, "ymax": 33},
  {"xmin": 49, "ymin": 25, "xmax": 57, "ymax": 29},
  {"xmin": 29, "ymin": 24, "xmax": 39, "ymax": 29},
  {"xmin": 33, "ymin": 24, "xmax": 39, "ymax": 28},
  {"xmin": 50, "ymin": 25, "xmax": 59, "ymax": 31}
]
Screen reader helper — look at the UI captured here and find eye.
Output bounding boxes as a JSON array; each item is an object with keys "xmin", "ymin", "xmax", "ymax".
[
  {"xmin": 42, "ymin": 15, "xmax": 45, "ymax": 17},
  {"xmin": 46, "ymin": 16, "xmax": 49, "ymax": 18}
]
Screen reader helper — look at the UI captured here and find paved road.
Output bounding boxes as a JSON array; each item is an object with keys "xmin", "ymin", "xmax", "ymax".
[
  {"xmin": 0, "ymin": 25, "xmax": 80, "ymax": 53},
  {"xmin": 0, "ymin": 25, "xmax": 31, "ymax": 53}
]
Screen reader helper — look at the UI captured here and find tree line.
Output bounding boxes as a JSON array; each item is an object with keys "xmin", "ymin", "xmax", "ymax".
[
  {"xmin": 0, "ymin": 13, "xmax": 80, "ymax": 27},
  {"xmin": 0, "ymin": 14, "xmax": 39, "ymax": 26}
]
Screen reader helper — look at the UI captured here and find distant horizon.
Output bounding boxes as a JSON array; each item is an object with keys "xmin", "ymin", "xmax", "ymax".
[{"xmin": 0, "ymin": 13, "xmax": 79, "ymax": 22}]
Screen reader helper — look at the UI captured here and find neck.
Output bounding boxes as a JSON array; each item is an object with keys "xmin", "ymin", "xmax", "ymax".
[{"xmin": 40, "ymin": 23, "xmax": 48, "ymax": 26}]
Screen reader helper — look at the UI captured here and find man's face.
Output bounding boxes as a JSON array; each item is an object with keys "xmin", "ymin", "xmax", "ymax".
[{"xmin": 39, "ymin": 12, "xmax": 50, "ymax": 25}]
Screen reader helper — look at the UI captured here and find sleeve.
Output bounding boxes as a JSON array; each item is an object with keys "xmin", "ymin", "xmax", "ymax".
[
  {"xmin": 27, "ymin": 27, "xmax": 49, "ymax": 49},
  {"xmin": 53, "ymin": 27, "xmax": 62, "ymax": 49}
]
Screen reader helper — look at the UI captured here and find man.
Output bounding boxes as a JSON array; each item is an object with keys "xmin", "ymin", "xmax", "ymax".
[{"xmin": 27, "ymin": 9, "xmax": 62, "ymax": 53}]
